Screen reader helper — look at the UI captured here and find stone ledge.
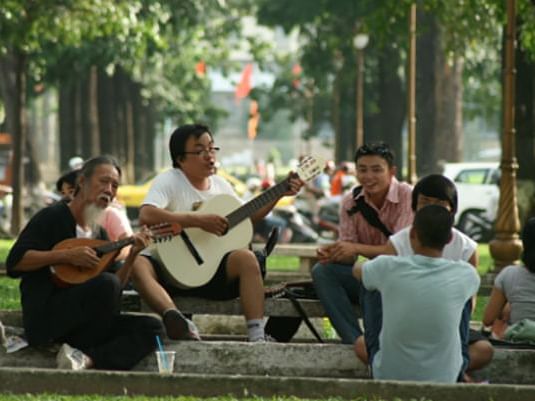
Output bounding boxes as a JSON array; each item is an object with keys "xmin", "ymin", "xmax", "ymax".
[
  {"xmin": 3, "ymin": 336, "xmax": 535, "ymax": 385},
  {"xmin": 2, "ymin": 367, "xmax": 535, "ymax": 401},
  {"xmin": 0, "ymin": 341, "xmax": 365, "ymax": 379}
]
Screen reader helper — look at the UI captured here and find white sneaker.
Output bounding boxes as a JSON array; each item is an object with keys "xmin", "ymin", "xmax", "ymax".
[
  {"xmin": 56, "ymin": 343, "xmax": 91, "ymax": 370},
  {"xmin": 250, "ymin": 334, "xmax": 277, "ymax": 343},
  {"xmin": 186, "ymin": 318, "xmax": 202, "ymax": 341}
]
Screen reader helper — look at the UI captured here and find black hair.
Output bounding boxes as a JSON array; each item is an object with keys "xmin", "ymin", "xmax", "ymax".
[
  {"xmin": 413, "ymin": 204, "xmax": 454, "ymax": 250},
  {"xmin": 169, "ymin": 124, "xmax": 213, "ymax": 168},
  {"xmin": 522, "ymin": 217, "xmax": 535, "ymax": 273},
  {"xmin": 56, "ymin": 169, "xmax": 79, "ymax": 193},
  {"xmin": 354, "ymin": 142, "xmax": 395, "ymax": 168},
  {"xmin": 411, "ymin": 174, "xmax": 458, "ymax": 214}
]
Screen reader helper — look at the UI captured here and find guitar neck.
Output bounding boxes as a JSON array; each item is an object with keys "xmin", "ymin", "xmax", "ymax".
[
  {"xmin": 226, "ymin": 178, "xmax": 289, "ymax": 229},
  {"xmin": 95, "ymin": 237, "xmax": 135, "ymax": 256}
]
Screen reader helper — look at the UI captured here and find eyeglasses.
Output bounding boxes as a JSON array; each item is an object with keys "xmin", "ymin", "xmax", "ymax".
[{"xmin": 181, "ymin": 147, "xmax": 220, "ymax": 157}]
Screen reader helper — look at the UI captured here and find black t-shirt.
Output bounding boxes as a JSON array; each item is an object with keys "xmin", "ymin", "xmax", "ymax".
[{"xmin": 6, "ymin": 201, "xmax": 106, "ymax": 329}]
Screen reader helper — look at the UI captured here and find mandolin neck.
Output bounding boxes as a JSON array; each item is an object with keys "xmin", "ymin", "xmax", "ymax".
[{"xmin": 94, "ymin": 237, "xmax": 135, "ymax": 256}]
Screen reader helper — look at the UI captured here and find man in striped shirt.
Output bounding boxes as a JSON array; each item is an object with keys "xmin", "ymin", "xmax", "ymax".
[{"xmin": 312, "ymin": 143, "xmax": 413, "ymax": 359}]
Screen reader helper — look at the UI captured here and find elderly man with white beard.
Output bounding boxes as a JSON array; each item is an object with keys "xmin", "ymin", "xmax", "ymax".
[{"xmin": 6, "ymin": 156, "xmax": 164, "ymax": 371}]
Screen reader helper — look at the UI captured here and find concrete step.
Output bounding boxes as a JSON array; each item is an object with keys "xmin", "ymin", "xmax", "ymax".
[
  {"xmin": 0, "ymin": 309, "xmax": 335, "ymax": 342},
  {"xmin": 2, "ymin": 366, "xmax": 535, "ymax": 400},
  {"xmin": 3, "ymin": 333, "xmax": 535, "ymax": 385},
  {"xmin": 0, "ymin": 340, "xmax": 364, "ymax": 378}
]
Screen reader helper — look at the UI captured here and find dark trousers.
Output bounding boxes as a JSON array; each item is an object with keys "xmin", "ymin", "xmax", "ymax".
[{"xmin": 27, "ymin": 273, "xmax": 163, "ymax": 370}]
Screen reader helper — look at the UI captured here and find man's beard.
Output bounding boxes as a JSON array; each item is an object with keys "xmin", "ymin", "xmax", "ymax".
[{"xmin": 83, "ymin": 203, "xmax": 106, "ymax": 233}]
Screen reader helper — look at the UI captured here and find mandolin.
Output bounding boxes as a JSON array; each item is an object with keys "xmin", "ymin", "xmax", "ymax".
[{"xmin": 51, "ymin": 222, "xmax": 181, "ymax": 286}]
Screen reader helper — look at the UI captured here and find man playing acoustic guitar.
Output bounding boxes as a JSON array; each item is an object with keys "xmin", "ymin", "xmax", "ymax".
[
  {"xmin": 6, "ymin": 156, "xmax": 164, "ymax": 370},
  {"xmin": 132, "ymin": 124, "xmax": 304, "ymax": 342}
]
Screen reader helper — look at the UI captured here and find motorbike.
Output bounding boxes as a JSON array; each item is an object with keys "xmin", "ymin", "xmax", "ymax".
[
  {"xmin": 314, "ymin": 198, "xmax": 340, "ymax": 239},
  {"xmin": 294, "ymin": 193, "xmax": 340, "ymax": 242},
  {"xmin": 253, "ymin": 204, "xmax": 320, "ymax": 244},
  {"xmin": 272, "ymin": 205, "xmax": 319, "ymax": 243},
  {"xmin": 456, "ymin": 209, "xmax": 494, "ymax": 243}
]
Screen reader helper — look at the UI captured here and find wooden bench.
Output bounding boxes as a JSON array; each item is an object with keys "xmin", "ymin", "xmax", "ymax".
[
  {"xmin": 167, "ymin": 296, "xmax": 361, "ymax": 318},
  {"xmin": 131, "ymin": 289, "xmax": 360, "ymax": 318}
]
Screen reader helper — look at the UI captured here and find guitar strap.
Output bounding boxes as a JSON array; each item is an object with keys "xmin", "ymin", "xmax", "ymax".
[
  {"xmin": 283, "ymin": 287, "xmax": 324, "ymax": 343},
  {"xmin": 346, "ymin": 186, "xmax": 393, "ymax": 238}
]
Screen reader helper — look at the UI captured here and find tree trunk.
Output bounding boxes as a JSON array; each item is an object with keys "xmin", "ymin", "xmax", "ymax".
[
  {"xmin": 143, "ymin": 100, "xmax": 156, "ymax": 177},
  {"xmin": 377, "ymin": 45, "xmax": 405, "ymax": 170},
  {"xmin": 58, "ymin": 79, "xmax": 76, "ymax": 170},
  {"xmin": 88, "ymin": 65, "xmax": 101, "ymax": 156},
  {"xmin": 97, "ymin": 67, "xmax": 114, "ymax": 154},
  {"xmin": 113, "ymin": 70, "xmax": 126, "ymax": 166},
  {"xmin": 123, "ymin": 77, "xmax": 135, "ymax": 183},
  {"xmin": 435, "ymin": 53, "xmax": 464, "ymax": 164},
  {"xmin": 416, "ymin": 12, "xmax": 464, "ymax": 175},
  {"xmin": 0, "ymin": 50, "xmax": 27, "ymax": 235},
  {"xmin": 515, "ymin": 38, "xmax": 535, "ymax": 181},
  {"xmin": 74, "ymin": 79, "xmax": 83, "ymax": 158},
  {"xmin": 332, "ymin": 71, "xmax": 343, "ymax": 162},
  {"xmin": 132, "ymin": 82, "xmax": 154, "ymax": 180},
  {"xmin": 416, "ymin": 10, "xmax": 439, "ymax": 176}
]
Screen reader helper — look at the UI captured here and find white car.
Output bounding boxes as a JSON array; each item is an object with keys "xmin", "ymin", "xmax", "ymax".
[{"xmin": 442, "ymin": 162, "xmax": 500, "ymax": 242}]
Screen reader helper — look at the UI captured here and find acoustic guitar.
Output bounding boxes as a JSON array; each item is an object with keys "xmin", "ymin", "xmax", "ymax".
[
  {"xmin": 51, "ymin": 222, "xmax": 181, "ymax": 286},
  {"xmin": 152, "ymin": 155, "xmax": 323, "ymax": 289}
]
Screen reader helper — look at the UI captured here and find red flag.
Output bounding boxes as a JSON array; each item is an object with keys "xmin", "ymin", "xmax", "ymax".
[
  {"xmin": 247, "ymin": 100, "xmax": 260, "ymax": 140},
  {"xmin": 195, "ymin": 61, "xmax": 206, "ymax": 77},
  {"xmin": 235, "ymin": 63, "xmax": 253, "ymax": 100},
  {"xmin": 292, "ymin": 63, "xmax": 302, "ymax": 89}
]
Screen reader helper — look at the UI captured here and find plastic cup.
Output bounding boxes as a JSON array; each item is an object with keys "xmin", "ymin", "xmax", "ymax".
[{"xmin": 155, "ymin": 350, "xmax": 175, "ymax": 374}]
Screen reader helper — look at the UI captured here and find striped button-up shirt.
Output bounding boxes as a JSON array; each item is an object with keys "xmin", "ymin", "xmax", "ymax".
[{"xmin": 339, "ymin": 177, "xmax": 414, "ymax": 247}]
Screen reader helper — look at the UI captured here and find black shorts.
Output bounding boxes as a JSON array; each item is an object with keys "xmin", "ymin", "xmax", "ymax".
[
  {"xmin": 469, "ymin": 328, "xmax": 487, "ymax": 344},
  {"xmin": 145, "ymin": 253, "xmax": 240, "ymax": 301}
]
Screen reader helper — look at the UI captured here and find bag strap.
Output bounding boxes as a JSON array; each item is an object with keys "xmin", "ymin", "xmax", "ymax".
[
  {"xmin": 346, "ymin": 186, "xmax": 393, "ymax": 238},
  {"xmin": 283, "ymin": 288, "xmax": 324, "ymax": 343}
]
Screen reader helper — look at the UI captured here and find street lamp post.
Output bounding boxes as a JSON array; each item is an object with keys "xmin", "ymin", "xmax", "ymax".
[
  {"xmin": 489, "ymin": 0, "xmax": 523, "ymax": 270},
  {"xmin": 353, "ymin": 33, "xmax": 369, "ymax": 149},
  {"xmin": 407, "ymin": 3, "xmax": 417, "ymax": 185}
]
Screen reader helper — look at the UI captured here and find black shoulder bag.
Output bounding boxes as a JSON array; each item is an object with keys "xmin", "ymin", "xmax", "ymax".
[
  {"xmin": 346, "ymin": 186, "xmax": 393, "ymax": 237},
  {"xmin": 264, "ymin": 280, "xmax": 324, "ymax": 343}
]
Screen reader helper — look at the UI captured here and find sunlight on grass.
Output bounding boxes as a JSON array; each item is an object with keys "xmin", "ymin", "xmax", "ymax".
[
  {"xmin": 477, "ymin": 243, "xmax": 492, "ymax": 275},
  {"xmin": 0, "ymin": 238, "xmax": 14, "ymax": 264},
  {"xmin": 0, "ymin": 276, "xmax": 20, "ymax": 309},
  {"xmin": 267, "ymin": 255, "xmax": 300, "ymax": 271}
]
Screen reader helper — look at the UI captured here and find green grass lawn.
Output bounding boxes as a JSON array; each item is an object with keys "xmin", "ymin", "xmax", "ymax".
[
  {"xmin": 0, "ymin": 396, "xmax": 432, "ymax": 401},
  {"xmin": 0, "ymin": 238, "xmax": 13, "ymax": 263}
]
